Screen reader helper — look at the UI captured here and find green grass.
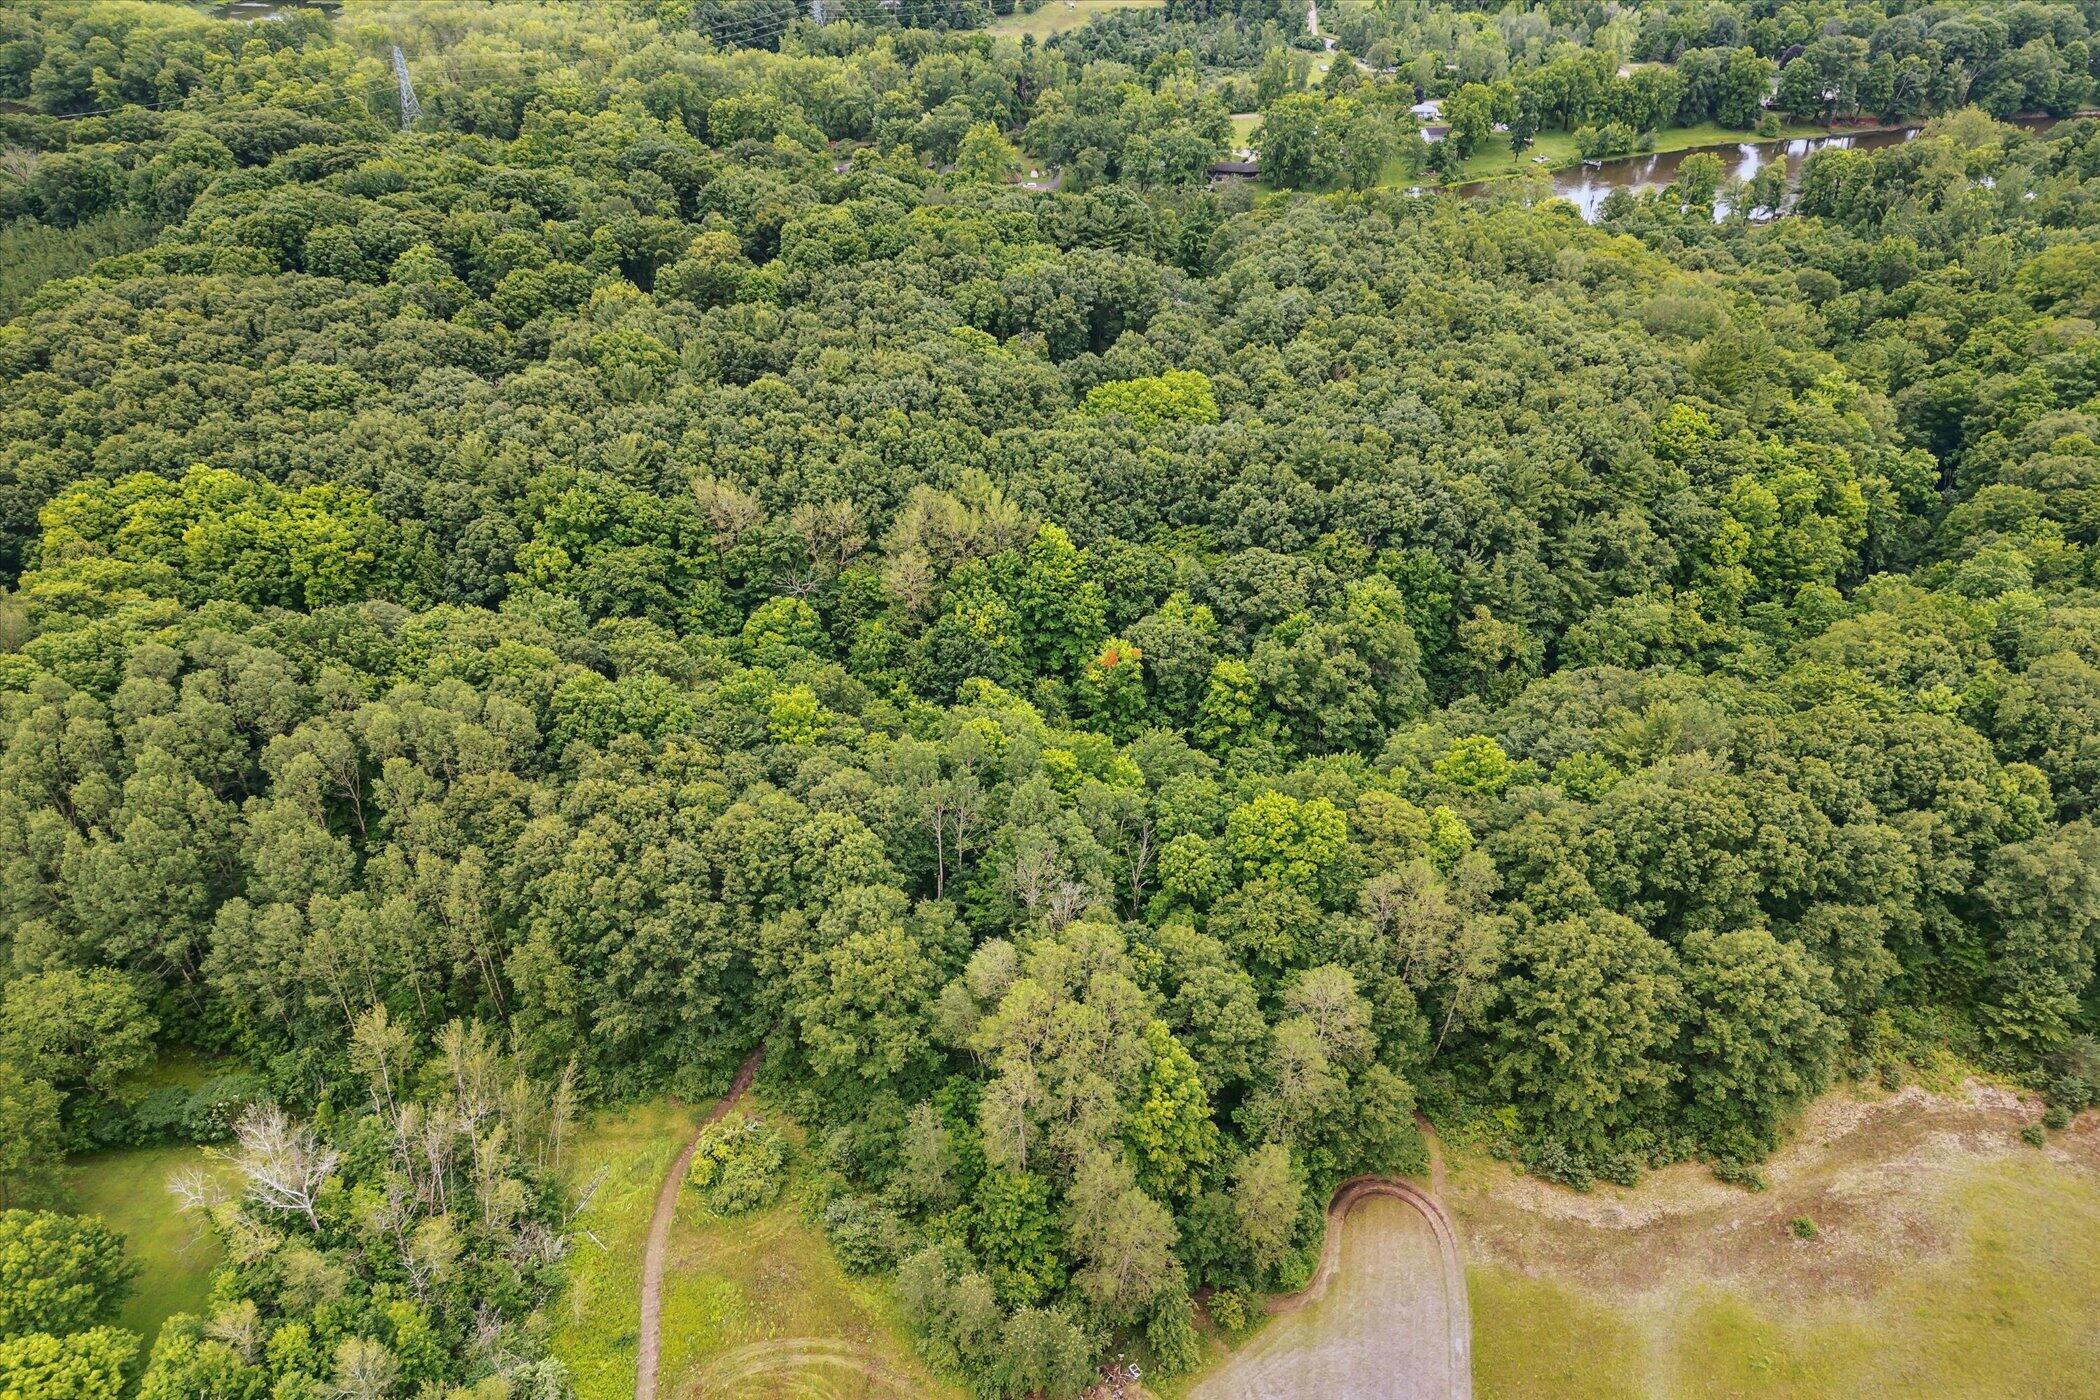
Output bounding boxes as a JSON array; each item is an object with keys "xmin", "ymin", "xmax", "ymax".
[
  {"xmin": 551, "ymin": 1097, "xmax": 959, "ymax": 1400},
  {"xmin": 1467, "ymin": 1155, "xmax": 2100, "ymax": 1398},
  {"xmin": 1230, "ymin": 113, "xmax": 1258, "ymax": 148},
  {"xmin": 984, "ymin": 0, "xmax": 1162, "ymax": 40},
  {"xmin": 549, "ymin": 1099, "xmax": 694, "ymax": 1400},
  {"xmin": 1469, "ymin": 1268, "xmax": 1644, "ymax": 1398},
  {"xmin": 63, "ymin": 1144, "xmax": 222, "ymax": 1350}
]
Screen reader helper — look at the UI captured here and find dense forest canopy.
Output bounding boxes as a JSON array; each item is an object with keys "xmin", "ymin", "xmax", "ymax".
[{"xmin": 1, "ymin": 0, "xmax": 2099, "ymax": 1395}]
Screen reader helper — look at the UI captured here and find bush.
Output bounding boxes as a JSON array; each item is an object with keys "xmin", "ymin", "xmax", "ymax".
[
  {"xmin": 2043, "ymin": 1104, "xmax": 2072, "ymax": 1132},
  {"xmin": 1271, "ymin": 1242, "xmax": 1317, "ymax": 1293},
  {"xmin": 1712, "ymin": 1160, "xmax": 1768, "ymax": 1191},
  {"xmin": 2019, "ymin": 1123, "xmax": 2048, "ymax": 1148},
  {"xmin": 822, "ymin": 1196, "xmax": 907, "ymax": 1276},
  {"xmin": 684, "ymin": 1111, "xmax": 786, "ymax": 1216},
  {"xmin": 1574, "ymin": 121, "xmax": 1640, "ymax": 159},
  {"xmin": 1206, "ymin": 1287, "xmax": 1250, "ymax": 1335},
  {"xmin": 1789, "ymin": 1216, "xmax": 1818, "ymax": 1239},
  {"xmin": 86, "ymin": 1073, "xmax": 261, "ymax": 1149},
  {"xmin": 2045, "ymin": 1073, "xmax": 2095, "ymax": 1114}
]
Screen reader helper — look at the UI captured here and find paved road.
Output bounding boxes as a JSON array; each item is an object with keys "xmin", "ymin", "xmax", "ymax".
[
  {"xmin": 634, "ymin": 1047, "xmax": 764, "ymax": 1400},
  {"xmin": 1190, "ymin": 1176, "xmax": 1472, "ymax": 1400}
]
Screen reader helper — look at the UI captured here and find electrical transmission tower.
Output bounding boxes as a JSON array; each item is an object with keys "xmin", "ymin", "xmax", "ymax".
[{"xmin": 392, "ymin": 46, "xmax": 421, "ymax": 130}]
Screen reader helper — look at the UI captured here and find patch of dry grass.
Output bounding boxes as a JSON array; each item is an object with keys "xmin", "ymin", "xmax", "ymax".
[{"xmin": 1454, "ymin": 1084, "xmax": 2100, "ymax": 1398}]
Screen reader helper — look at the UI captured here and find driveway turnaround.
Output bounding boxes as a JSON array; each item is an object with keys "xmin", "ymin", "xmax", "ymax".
[{"xmin": 1190, "ymin": 1177, "xmax": 1471, "ymax": 1400}]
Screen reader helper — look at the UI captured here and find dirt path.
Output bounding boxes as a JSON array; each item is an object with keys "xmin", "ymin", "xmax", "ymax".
[
  {"xmin": 1193, "ymin": 1171, "xmax": 1472, "ymax": 1399},
  {"xmin": 1417, "ymin": 1112, "xmax": 1449, "ymax": 1199},
  {"xmin": 635, "ymin": 1047, "xmax": 763, "ymax": 1400}
]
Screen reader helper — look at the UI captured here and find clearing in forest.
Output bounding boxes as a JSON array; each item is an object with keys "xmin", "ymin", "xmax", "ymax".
[
  {"xmin": 1456, "ymin": 1082, "xmax": 2100, "ymax": 1397},
  {"xmin": 985, "ymin": 0, "xmax": 1163, "ymax": 40},
  {"xmin": 64, "ymin": 1143, "xmax": 222, "ymax": 1350},
  {"xmin": 550, "ymin": 1096, "xmax": 955, "ymax": 1400}
]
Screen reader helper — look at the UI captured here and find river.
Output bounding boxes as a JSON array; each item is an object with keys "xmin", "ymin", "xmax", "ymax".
[{"xmin": 1452, "ymin": 117, "xmax": 2062, "ymax": 221}]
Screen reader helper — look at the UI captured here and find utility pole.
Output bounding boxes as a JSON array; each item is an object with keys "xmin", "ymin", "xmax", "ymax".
[{"xmin": 392, "ymin": 45, "xmax": 421, "ymax": 130}]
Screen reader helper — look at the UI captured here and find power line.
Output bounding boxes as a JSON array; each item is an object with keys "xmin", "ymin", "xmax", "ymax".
[{"xmin": 392, "ymin": 45, "xmax": 422, "ymax": 129}]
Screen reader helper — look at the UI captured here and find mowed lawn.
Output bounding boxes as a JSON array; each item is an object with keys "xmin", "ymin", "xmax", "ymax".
[
  {"xmin": 986, "ymin": 0, "xmax": 1163, "ymax": 40},
  {"xmin": 64, "ymin": 1144, "xmax": 223, "ymax": 1350},
  {"xmin": 552, "ymin": 1098, "xmax": 958, "ymax": 1400},
  {"xmin": 1469, "ymin": 1154, "xmax": 2100, "ymax": 1398}
]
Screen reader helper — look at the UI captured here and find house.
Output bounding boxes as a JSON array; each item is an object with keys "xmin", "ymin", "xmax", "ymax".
[{"xmin": 1207, "ymin": 158, "xmax": 1259, "ymax": 184}]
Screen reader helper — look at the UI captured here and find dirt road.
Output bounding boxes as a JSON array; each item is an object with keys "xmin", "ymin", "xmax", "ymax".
[
  {"xmin": 634, "ymin": 1047, "xmax": 763, "ymax": 1400},
  {"xmin": 1190, "ymin": 1174, "xmax": 1472, "ymax": 1400}
]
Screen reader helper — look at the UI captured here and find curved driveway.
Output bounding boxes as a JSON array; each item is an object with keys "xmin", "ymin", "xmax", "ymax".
[{"xmin": 1190, "ymin": 1175, "xmax": 1471, "ymax": 1400}]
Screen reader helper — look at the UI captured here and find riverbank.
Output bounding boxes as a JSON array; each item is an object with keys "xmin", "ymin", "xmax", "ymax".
[
  {"xmin": 1424, "ymin": 118, "xmax": 1827, "ymax": 188},
  {"xmin": 1435, "ymin": 106, "xmax": 2100, "ymax": 193}
]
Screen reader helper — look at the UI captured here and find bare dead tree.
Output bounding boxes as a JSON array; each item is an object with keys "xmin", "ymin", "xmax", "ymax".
[
  {"xmin": 168, "ymin": 1162, "xmax": 229, "ymax": 1216},
  {"xmin": 218, "ymin": 1103, "xmax": 341, "ymax": 1233},
  {"xmin": 205, "ymin": 1300, "xmax": 264, "ymax": 1364}
]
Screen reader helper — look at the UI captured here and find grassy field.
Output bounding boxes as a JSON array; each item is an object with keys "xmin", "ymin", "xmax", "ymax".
[
  {"xmin": 550, "ymin": 1100, "xmax": 692, "ymax": 1398},
  {"xmin": 1468, "ymin": 1267, "xmax": 1645, "ymax": 1397},
  {"xmin": 551, "ymin": 1097, "xmax": 957, "ymax": 1400},
  {"xmin": 1454, "ymin": 1084, "xmax": 2100, "ymax": 1398},
  {"xmin": 64, "ymin": 1144, "xmax": 222, "ymax": 1350},
  {"xmin": 1165, "ymin": 1085, "xmax": 2100, "ymax": 1398},
  {"xmin": 1468, "ymin": 1156, "xmax": 2100, "ymax": 1397},
  {"xmin": 985, "ymin": 0, "xmax": 1162, "ymax": 40}
]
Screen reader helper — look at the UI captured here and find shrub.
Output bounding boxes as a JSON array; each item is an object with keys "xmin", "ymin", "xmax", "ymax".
[
  {"xmin": 1789, "ymin": 1216, "xmax": 1818, "ymax": 1239},
  {"xmin": 1713, "ymin": 1160, "xmax": 1768, "ymax": 1191},
  {"xmin": 2020, "ymin": 1123, "xmax": 2048, "ymax": 1148},
  {"xmin": 87, "ymin": 1073, "xmax": 262, "ymax": 1149},
  {"xmin": 684, "ymin": 1111, "xmax": 786, "ymax": 1216},
  {"xmin": 821, "ymin": 1196, "xmax": 907, "ymax": 1275},
  {"xmin": 1206, "ymin": 1287, "xmax": 1249, "ymax": 1335}
]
